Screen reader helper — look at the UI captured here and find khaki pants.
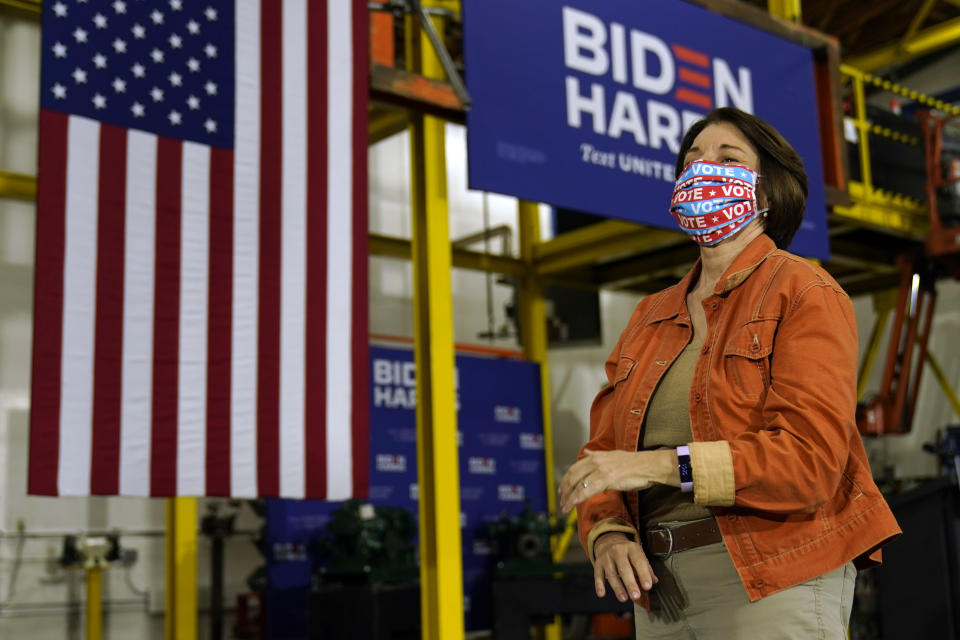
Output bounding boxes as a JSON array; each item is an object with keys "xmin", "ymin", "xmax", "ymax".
[{"xmin": 634, "ymin": 542, "xmax": 856, "ymax": 639}]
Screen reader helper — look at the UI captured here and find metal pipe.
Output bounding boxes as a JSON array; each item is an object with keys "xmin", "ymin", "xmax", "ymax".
[
  {"xmin": 924, "ymin": 345, "xmax": 960, "ymax": 421},
  {"xmin": 86, "ymin": 566, "xmax": 102, "ymax": 640}
]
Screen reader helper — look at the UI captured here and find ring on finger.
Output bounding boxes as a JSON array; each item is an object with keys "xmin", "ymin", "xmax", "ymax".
[{"xmin": 582, "ymin": 480, "xmax": 589, "ymax": 489}]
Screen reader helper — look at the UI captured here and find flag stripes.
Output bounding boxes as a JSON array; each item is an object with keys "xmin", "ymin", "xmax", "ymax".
[{"xmin": 30, "ymin": 0, "xmax": 368, "ymax": 499}]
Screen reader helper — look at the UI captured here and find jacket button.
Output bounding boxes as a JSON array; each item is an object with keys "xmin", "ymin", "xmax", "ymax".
[
  {"xmin": 752, "ymin": 579, "xmax": 764, "ymax": 588},
  {"xmin": 727, "ymin": 514, "xmax": 737, "ymax": 521},
  {"xmin": 701, "ymin": 345, "xmax": 710, "ymax": 354},
  {"xmin": 751, "ymin": 343, "xmax": 760, "ymax": 351},
  {"xmin": 711, "ymin": 301, "xmax": 719, "ymax": 310},
  {"xmin": 694, "ymin": 392, "xmax": 702, "ymax": 402}
]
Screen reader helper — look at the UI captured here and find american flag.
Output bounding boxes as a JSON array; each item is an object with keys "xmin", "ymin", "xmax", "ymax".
[{"xmin": 29, "ymin": 0, "xmax": 369, "ymax": 499}]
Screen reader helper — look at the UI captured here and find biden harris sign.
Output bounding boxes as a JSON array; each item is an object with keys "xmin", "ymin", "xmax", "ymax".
[{"xmin": 463, "ymin": 0, "xmax": 829, "ymax": 258}]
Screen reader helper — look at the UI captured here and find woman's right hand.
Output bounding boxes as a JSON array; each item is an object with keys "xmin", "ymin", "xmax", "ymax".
[{"xmin": 593, "ymin": 532, "xmax": 658, "ymax": 603}]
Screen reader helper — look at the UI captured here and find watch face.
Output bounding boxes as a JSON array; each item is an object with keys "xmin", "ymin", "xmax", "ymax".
[{"xmin": 679, "ymin": 461, "xmax": 693, "ymax": 481}]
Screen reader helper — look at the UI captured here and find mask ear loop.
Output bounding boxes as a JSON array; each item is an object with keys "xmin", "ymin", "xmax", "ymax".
[{"xmin": 754, "ymin": 172, "xmax": 769, "ymax": 218}]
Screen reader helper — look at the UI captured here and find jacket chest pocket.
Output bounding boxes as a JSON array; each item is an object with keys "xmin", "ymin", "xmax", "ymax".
[{"xmin": 723, "ymin": 320, "xmax": 777, "ymax": 398}]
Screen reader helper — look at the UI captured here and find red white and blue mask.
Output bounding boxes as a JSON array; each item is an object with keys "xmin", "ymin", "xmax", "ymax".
[{"xmin": 669, "ymin": 160, "xmax": 766, "ymax": 246}]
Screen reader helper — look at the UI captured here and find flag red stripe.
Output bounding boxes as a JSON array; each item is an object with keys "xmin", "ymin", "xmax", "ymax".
[
  {"xmin": 151, "ymin": 138, "xmax": 183, "ymax": 497},
  {"xmin": 28, "ymin": 110, "xmax": 69, "ymax": 496},
  {"xmin": 351, "ymin": 0, "xmax": 370, "ymax": 497},
  {"xmin": 304, "ymin": 0, "xmax": 329, "ymax": 499},
  {"xmin": 90, "ymin": 124, "xmax": 127, "ymax": 495},
  {"xmin": 206, "ymin": 147, "xmax": 234, "ymax": 497},
  {"xmin": 258, "ymin": 4, "xmax": 283, "ymax": 497}
]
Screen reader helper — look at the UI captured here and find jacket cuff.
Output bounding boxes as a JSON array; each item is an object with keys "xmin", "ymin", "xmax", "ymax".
[
  {"xmin": 586, "ymin": 518, "xmax": 639, "ymax": 564},
  {"xmin": 689, "ymin": 440, "xmax": 735, "ymax": 506}
]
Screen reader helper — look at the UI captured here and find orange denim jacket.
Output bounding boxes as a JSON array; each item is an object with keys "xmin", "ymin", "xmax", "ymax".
[{"xmin": 577, "ymin": 234, "xmax": 901, "ymax": 602}]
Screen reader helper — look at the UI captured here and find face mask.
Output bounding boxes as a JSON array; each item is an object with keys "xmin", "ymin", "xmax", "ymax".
[{"xmin": 669, "ymin": 160, "xmax": 767, "ymax": 246}]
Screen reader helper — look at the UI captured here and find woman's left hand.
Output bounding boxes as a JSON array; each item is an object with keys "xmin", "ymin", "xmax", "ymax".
[{"xmin": 558, "ymin": 449, "xmax": 677, "ymax": 514}]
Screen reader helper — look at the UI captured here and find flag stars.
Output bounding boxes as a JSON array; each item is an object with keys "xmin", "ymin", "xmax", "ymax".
[
  {"xmin": 151, "ymin": 10, "xmax": 164, "ymax": 25},
  {"xmin": 131, "ymin": 102, "xmax": 145, "ymax": 117},
  {"xmin": 204, "ymin": 43, "xmax": 217, "ymax": 58},
  {"xmin": 92, "ymin": 53, "xmax": 107, "ymax": 69},
  {"xmin": 169, "ymin": 72, "xmax": 182, "ymax": 87},
  {"xmin": 150, "ymin": 86, "xmax": 164, "ymax": 102},
  {"xmin": 112, "ymin": 77, "xmax": 126, "ymax": 93},
  {"xmin": 53, "ymin": 2, "xmax": 67, "ymax": 17},
  {"xmin": 169, "ymin": 0, "xmax": 183, "ymax": 9},
  {"xmin": 51, "ymin": 83, "xmax": 67, "ymax": 99},
  {"xmin": 186, "ymin": 57, "xmax": 200, "ymax": 72},
  {"xmin": 73, "ymin": 27, "xmax": 88, "ymax": 43},
  {"xmin": 72, "ymin": 67, "xmax": 87, "ymax": 83},
  {"xmin": 112, "ymin": 0, "xmax": 126, "ymax": 14},
  {"xmin": 93, "ymin": 13, "xmax": 108, "ymax": 29},
  {"xmin": 131, "ymin": 62, "xmax": 145, "ymax": 78},
  {"xmin": 204, "ymin": 6, "xmax": 218, "ymax": 21},
  {"xmin": 186, "ymin": 95, "xmax": 200, "ymax": 110},
  {"xmin": 169, "ymin": 34, "xmax": 183, "ymax": 49},
  {"xmin": 168, "ymin": 110, "xmax": 182, "ymax": 125},
  {"xmin": 52, "ymin": 42, "xmax": 67, "ymax": 58},
  {"xmin": 204, "ymin": 119, "xmax": 217, "ymax": 133},
  {"xmin": 113, "ymin": 38, "xmax": 127, "ymax": 53},
  {"xmin": 150, "ymin": 48, "xmax": 164, "ymax": 63},
  {"xmin": 187, "ymin": 20, "xmax": 200, "ymax": 35},
  {"xmin": 132, "ymin": 23, "xmax": 146, "ymax": 39},
  {"xmin": 92, "ymin": 93, "xmax": 107, "ymax": 110},
  {"xmin": 204, "ymin": 81, "xmax": 217, "ymax": 95}
]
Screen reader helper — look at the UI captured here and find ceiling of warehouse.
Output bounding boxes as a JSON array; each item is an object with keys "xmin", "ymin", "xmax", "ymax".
[{"xmin": 744, "ymin": 0, "xmax": 960, "ymax": 69}]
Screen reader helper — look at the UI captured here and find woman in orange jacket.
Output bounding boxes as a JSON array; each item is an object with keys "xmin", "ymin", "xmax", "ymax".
[{"xmin": 558, "ymin": 107, "xmax": 900, "ymax": 639}]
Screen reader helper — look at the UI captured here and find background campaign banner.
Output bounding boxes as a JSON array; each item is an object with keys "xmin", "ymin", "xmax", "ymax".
[
  {"xmin": 464, "ymin": 0, "xmax": 830, "ymax": 259},
  {"xmin": 264, "ymin": 347, "xmax": 548, "ymax": 635}
]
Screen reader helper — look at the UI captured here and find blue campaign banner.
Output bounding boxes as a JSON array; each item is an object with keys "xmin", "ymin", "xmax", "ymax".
[
  {"xmin": 463, "ymin": 0, "xmax": 830, "ymax": 259},
  {"xmin": 265, "ymin": 346, "xmax": 548, "ymax": 635}
]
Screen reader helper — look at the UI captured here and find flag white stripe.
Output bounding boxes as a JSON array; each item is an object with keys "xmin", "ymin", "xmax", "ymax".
[
  {"xmin": 119, "ymin": 130, "xmax": 158, "ymax": 497},
  {"xmin": 326, "ymin": 0, "xmax": 354, "ymax": 499},
  {"xmin": 177, "ymin": 142, "xmax": 211, "ymax": 496},
  {"xmin": 58, "ymin": 116, "xmax": 100, "ymax": 496},
  {"xmin": 231, "ymin": 0, "xmax": 261, "ymax": 498},
  {"xmin": 280, "ymin": 0, "xmax": 308, "ymax": 499}
]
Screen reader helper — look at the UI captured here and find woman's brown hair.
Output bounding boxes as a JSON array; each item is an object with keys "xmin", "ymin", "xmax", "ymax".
[{"xmin": 675, "ymin": 108, "xmax": 808, "ymax": 250}]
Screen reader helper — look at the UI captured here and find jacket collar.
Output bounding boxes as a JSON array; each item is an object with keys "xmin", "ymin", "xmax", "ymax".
[{"xmin": 645, "ymin": 234, "xmax": 778, "ymax": 326}]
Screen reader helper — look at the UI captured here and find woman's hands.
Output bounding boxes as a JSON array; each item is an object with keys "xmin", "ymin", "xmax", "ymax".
[
  {"xmin": 593, "ymin": 532, "xmax": 657, "ymax": 602},
  {"xmin": 558, "ymin": 448, "xmax": 679, "ymax": 514}
]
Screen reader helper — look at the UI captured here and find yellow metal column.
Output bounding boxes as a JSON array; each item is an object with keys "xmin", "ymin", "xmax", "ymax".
[
  {"xmin": 767, "ymin": 0, "xmax": 801, "ymax": 22},
  {"xmin": 518, "ymin": 200, "xmax": 562, "ymax": 640},
  {"xmin": 86, "ymin": 566, "xmax": 102, "ymax": 640},
  {"xmin": 409, "ymin": 8, "xmax": 464, "ymax": 640},
  {"xmin": 165, "ymin": 498, "xmax": 197, "ymax": 640}
]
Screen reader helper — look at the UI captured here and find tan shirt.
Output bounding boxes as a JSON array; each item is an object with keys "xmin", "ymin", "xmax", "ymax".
[{"xmin": 638, "ymin": 342, "xmax": 712, "ymax": 528}]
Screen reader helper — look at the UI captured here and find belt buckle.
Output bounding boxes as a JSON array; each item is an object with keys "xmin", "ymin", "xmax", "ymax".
[{"xmin": 650, "ymin": 526, "xmax": 674, "ymax": 558}]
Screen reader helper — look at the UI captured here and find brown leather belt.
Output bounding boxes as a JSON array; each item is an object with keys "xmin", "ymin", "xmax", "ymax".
[{"xmin": 645, "ymin": 518, "xmax": 722, "ymax": 558}]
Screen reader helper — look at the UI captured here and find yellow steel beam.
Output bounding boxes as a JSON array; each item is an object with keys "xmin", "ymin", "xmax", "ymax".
[
  {"xmin": 369, "ymin": 233, "xmax": 527, "ymax": 278},
  {"xmin": 767, "ymin": 0, "xmax": 801, "ymax": 22},
  {"xmin": 832, "ymin": 181, "xmax": 928, "ymax": 237},
  {"xmin": 858, "ymin": 307, "xmax": 891, "ymax": 402},
  {"xmin": 517, "ymin": 199, "xmax": 561, "ymax": 640},
  {"xmin": 904, "ymin": 0, "xmax": 939, "ymax": 41},
  {"xmin": 552, "ymin": 510, "xmax": 579, "ymax": 564},
  {"xmin": 369, "ymin": 107, "xmax": 410, "ymax": 145},
  {"xmin": 535, "ymin": 220, "xmax": 684, "ymax": 276},
  {"xmin": 165, "ymin": 498, "xmax": 197, "ymax": 640},
  {"xmin": 0, "ymin": 0, "xmax": 40, "ymax": 15},
  {"xmin": 409, "ymin": 7, "xmax": 464, "ymax": 640},
  {"xmin": 925, "ymin": 346, "xmax": 960, "ymax": 421},
  {"xmin": 86, "ymin": 566, "xmax": 102, "ymax": 640},
  {"xmin": 0, "ymin": 170, "xmax": 38, "ymax": 201},
  {"xmin": 846, "ymin": 15, "xmax": 960, "ymax": 72}
]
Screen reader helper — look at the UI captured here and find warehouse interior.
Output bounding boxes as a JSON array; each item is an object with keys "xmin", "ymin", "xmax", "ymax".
[{"xmin": 2, "ymin": 0, "xmax": 960, "ymax": 638}]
